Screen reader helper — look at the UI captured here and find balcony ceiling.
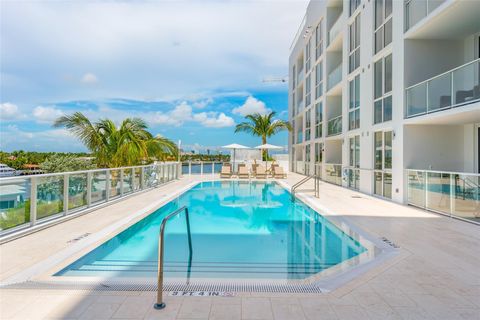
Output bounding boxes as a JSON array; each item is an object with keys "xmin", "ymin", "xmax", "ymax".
[{"xmin": 405, "ymin": 0, "xmax": 480, "ymax": 40}]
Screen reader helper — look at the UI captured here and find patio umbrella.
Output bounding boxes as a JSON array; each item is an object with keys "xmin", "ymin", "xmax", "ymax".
[
  {"xmin": 254, "ymin": 143, "xmax": 282, "ymax": 171},
  {"xmin": 221, "ymin": 143, "xmax": 250, "ymax": 172}
]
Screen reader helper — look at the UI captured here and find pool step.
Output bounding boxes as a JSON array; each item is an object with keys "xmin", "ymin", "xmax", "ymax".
[{"xmin": 72, "ymin": 260, "xmax": 338, "ymax": 276}]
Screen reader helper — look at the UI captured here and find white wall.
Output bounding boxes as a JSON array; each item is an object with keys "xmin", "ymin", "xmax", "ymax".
[
  {"xmin": 404, "ymin": 125, "xmax": 466, "ymax": 171},
  {"xmin": 404, "ymin": 39, "xmax": 464, "ymax": 86}
]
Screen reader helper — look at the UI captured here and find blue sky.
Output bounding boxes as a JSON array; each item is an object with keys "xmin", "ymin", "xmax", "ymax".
[{"xmin": 0, "ymin": 0, "xmax": 307, "ymax": 153}]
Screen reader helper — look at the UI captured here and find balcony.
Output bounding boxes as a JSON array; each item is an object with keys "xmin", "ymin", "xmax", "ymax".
[
  {"xmin": 328, "ymin": 15, "xmax": 343, "ymax": 45},
  {"xmin": 324, "ymin": 163, "xmax": 342, "ymax": 185},
  {"xmin": 296, "ymin": 99, "xmax": 305, "ymax": 114},
  {"xmin": 405, "ymin": 0, "xmax": 447, "ymax": 31},
  {"xmin": 297, "ymin": 68, "xmax": 304, "ymax": 84},
  {"xmin": 404, "ymin": 0, "xmax": 480, "ymax": 39},
  {"xmin": 296, "ymin": 132, "xmax": 303, "ymax": 144},
  {"xmin": 405, "ymin": 59, "xmax": 479, "ymax": 118},
  {"xmin": 327, "ymin": 115, "xmax": 342, "ymax": 136},
  {"xmin": 327, "ymin": 64, "xmax": 342, "ymax": 91},
  {"xmin": 407, "ymin": 169, "xmax": 479, "ymax": 223}
]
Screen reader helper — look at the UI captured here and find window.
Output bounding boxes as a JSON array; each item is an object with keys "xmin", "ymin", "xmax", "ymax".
[
  {"xmin": 373, "ymin": 54, "xmax": 392, "ymax": 124},
  {"xmin": 305, "ymin": 144, "xmax": 311, "ymax": 175},
  {"xmin": 296, "ymin": 118, "xmax": 303, "ymax": 144},
  {"xmin": 305, "ymin": 109, "xmax": 311, "ymax": 141},
  {"xmin": 315, "ymin": 21, "xmax": 323, "ymax": 60},
  {"xmin": 315, "ymin": 102, "xmax": 323, "ymax": 138},
  {"xmin": 348, "ymin": 136, "xmax": 360, "ymax": 189},
  {"xmin": 349, "ymin": 14, "xmax": 361, "ymax": 73},
  {"xmin": 292, "ymin": 65, "xmax": 296, "ymax": 89},
  {"xmin": 315, "ymin": 62, "xmax": 323, "ymax": 99},
  {"xmin": 349, "ymin": 136, "xmax": 360, "ymax": 168},
  {"xmin": 374, "ymin": 130, "xmax": 393, "ymax": 198},
  {"xmin": 0, "ymin": 200, "xmax": 15, "ymax": 209},
  {"xmin": 305, "ymin": 38, "xmax": 312, "ymax": 71},
  {"xmin": 291, "ymin": 120, "xmax": 295, "ymax": 144},
  {"xmin": 349, "ymin": 74, "xmax": 360, "ymax": 130},
  {"xmin": 315, "ymin": 142, "xmax": 323, "ymax": 163},
  {"xmin": 374, "ymin": 0, "xmax": 392, "ymax": 54},
  {"xmin": 350, "ymin": 0, "xmax": 361, "ymax": 16},
  {"xmin": 305, "ymin": 74, "xmax": 312, "ymax": 107},
  {"xmin": 292, "ymin": 92, "xmax": 296, "ymax": 117}
]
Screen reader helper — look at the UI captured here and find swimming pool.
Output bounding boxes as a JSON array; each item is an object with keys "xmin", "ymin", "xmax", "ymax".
[{"xmin": 56, "ymin": 181, "xmax": 367, "ymax": 281}]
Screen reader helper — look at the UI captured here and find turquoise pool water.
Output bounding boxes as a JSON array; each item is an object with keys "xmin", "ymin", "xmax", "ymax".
[{"xmin": 56, "ymin": 181, "xmax": 366, "ymax": 280}]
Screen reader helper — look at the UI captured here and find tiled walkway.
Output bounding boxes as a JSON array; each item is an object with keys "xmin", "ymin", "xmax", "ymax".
[{"xmin": 1, "ymin": 174, "xmax": 479, "ymax": 319}]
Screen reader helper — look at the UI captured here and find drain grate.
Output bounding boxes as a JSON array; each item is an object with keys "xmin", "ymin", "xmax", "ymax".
[
  {"xmin": 0, "ymin": 280, "xmax": 325, "ymax": 293},
  {"xmin": 380, "ymin": 237, "xmax": 400, "ymax": 249},
  {"xmin": 67, "ymin": 233, "xmax": 91, "ymax": 244}
]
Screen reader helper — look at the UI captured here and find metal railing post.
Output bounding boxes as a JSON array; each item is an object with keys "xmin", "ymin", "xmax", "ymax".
[
  {"xmin": 86, "ymin": 172, "xmax": 92, "ymax": 207},
  {"xmin": 425, "ymin": 170, "xmax": 429, "ymax": 210},
  {"xmin": 30, "ymin": 177, "xmax": 37, "ymax": 226},
  {"xmin": 140, "ymin": 167, "xmax": 145, "ymax": 190},
  {"xmin": 200, "ymin": 162, "xmax": 203, "ymax": 175},
  {"xmin": 450, "ymin": 173, "xmax": 455, "ymax": 217},
  {"xmin": 63, "ymin": 174, "xmax": 69, "ymax": 216},
  {"xmin": 106, "ymin": 170, "xmax": 110, "ymax": 201},
  {"xmin": 120, "ymin": 169, "xmax": 124, "ymax": 196}
]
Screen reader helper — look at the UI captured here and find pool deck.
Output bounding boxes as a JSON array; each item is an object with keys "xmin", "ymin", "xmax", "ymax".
[{"xmin": 1, "ymin": 173, "xmax": 479, "ymax": 319}]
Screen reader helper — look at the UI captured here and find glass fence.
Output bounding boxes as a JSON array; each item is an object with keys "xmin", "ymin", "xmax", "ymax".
[
  {"xmin": 181, "ymin": 162, "xmax": 224, "ymax": 175},
  {"xmin": 327, "ymin": 64, "xmax": 342, "ymax": 91},
  {"xmin": 405, "ymin": 0, "xmax": 446, "ymax": 31},
  {"xmin": 0, "ymin": 162, "xmax": 180, "ymax": 235},
  {"xmin": 328, "ymin": 15, "xmax": 342, "ymax": 45},
  {"xmin": 407, "ymin": 169, "xmax": 479, "ymax": 223},
  {"xmin": 324, "ymin": 164, "xmax": 342, "ymax": 186},
  {"xmin": 405, "ymin": 58, "xmax": 480, "ymax": 118},
  {"xmin": 327, "ymin": 115, "xmax": 342, "ymax": 136}
]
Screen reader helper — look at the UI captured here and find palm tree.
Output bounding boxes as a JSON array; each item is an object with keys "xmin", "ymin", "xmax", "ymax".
[
  {"xmin": 54, "ymin": 112, "xmax": 177, "ymax": 167},
  {"xmin": 235, "ymin": 111, "xmax": 292, "ymax": 160}
]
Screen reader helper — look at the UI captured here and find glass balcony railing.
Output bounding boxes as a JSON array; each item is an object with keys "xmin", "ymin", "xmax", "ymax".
[
  {"xmin": 327, "ymin": 64, "xmax": 342, "ymax": 91},
  {"xmin": 296, "ymin": 100, "xmax": 305, "ymax": 114},
  {"xmin": 328, "ymin": 15, "xmax": 343, "ymax": 45},
  {"xmin": 297, "ymin": 68, "xmax": 304, "ymax": 84},
  {"xmin": 327, "ymin": 115, "xmax": 342, "ymax": 136},
  {"xmin": 296, "ymin": 132, "xmax": 303, "ymax": 144},
  {"xmin": 405, "ymin": 58, "xmax": 480, "ymax": 118},
  {"xmin": 407, "ymin": 169, "xmax": 479, "ymax": 223},
  {"xmin": 405, "ymin": 0, "xmax": 447, "ymax": 31},
  {"xmin": 324, "ymin": 164, "xmax": 342, "ymax": 186}
]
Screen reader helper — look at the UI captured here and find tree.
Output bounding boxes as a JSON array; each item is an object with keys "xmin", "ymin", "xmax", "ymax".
[
  {"xmin": 234, "ymin": 111, "xmax": 292, "ymax": 160},
  {"xmin": 54, "ymin": 112, "xmax": 177, "ymax": 167},
  {"xmin": 40, "ymin": 154, "xmax": 96, "ymax": 173}
]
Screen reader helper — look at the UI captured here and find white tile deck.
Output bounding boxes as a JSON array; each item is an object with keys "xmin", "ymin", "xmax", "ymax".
[{"xmin": 0, "ymin": 174, "xmax": 479, "ymax": 319}]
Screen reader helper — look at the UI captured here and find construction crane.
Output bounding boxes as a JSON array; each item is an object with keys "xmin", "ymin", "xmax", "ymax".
[{"xmin": 262, "ymin": 77, "xmax": 288, "ymax": 83}]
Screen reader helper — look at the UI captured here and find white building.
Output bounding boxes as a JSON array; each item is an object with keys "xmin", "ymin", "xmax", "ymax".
[{"xmin": 289, "ymin": 0, "xmax": 480, "ymax": 221}]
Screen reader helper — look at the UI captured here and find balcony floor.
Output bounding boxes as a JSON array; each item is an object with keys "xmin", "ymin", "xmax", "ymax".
[{"xmin": 1, "ymin": 174, "xmax": 479, "ymax": 319}]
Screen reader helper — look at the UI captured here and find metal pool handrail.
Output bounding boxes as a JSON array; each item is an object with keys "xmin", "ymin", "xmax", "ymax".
[
  {"xmin": 291, "ymin": 175, "xmax": 315, "ymax": 200},
  {"xmin": 154, "ymin": 206, "xmax": 192, "ymax": 310}
]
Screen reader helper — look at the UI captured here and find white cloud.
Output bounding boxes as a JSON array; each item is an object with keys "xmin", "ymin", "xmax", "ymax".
[
  {"xmin": 232, "ymin": 96, "xmax": 271, "ymax": 117},
  {"xmin": 0, "ymin": 102, "xmax": 23, "ymax": 120},
  {"xmin": 81, "ymin": 73, "xmax": 98, "ymax": 84},
  {"xmin": 193, "ymin": 112, "xmax": 235, "ymax": 128},
  {"xmin": 192, "ymin": 98, "xmax": 213, "ymax": 109},
  {"xmin": 150, "ymin": 101, "xmax": 234, "ymax": 128},
  {"xmin": 33, "ymin": 106, "xmax": 64, "ymax": 123},
  {"xmin": 0, "ymin": 1, "xmax": 306, "ymax": 103}
]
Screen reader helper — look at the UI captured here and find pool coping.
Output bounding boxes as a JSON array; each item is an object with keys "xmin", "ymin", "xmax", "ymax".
[{"xmin": 0, "ymin": 178, "xmax": 398, "ymax": 293}]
